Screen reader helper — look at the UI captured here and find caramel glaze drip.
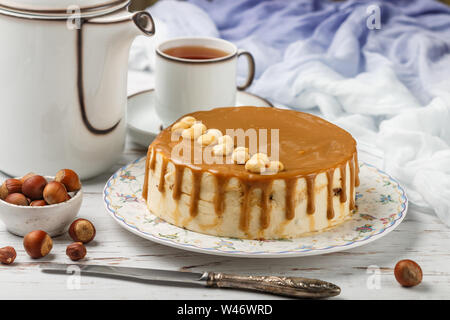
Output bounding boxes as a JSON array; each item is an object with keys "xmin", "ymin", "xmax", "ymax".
[
  {"xmin": 189, "ymin": 171, "xmax": 202, "ymax": 217},
  {"xmin": 142, "ymin": 148, "xmax": 152, "ymax": 200},
  {"xmin": 339, "ymin": 164, "xmax": 347, "ymax": 203},
  {"xmin": 214, "ymin": 175, "xmax": 229, "ymax": 216},
  {"xmin": 349, "ymin": 159, "xmax": 356, "ymax": 211},
  {"xmin": 305, "ymin": 175, "xmax": 316, "ymax": 215},
  {"xmin": 157, "ymin": 157, "xmax": 168, "ymax": 193},
  {"xmin": 172, "ymin": 165, "xmax": 184, "ymax": 200},
  {"xmin": 285, "ymin": 179, "xmax": 297, "ymax": 220},
  {"xmin": 259, "ymin": 181, "xmax": 273, "ymax": 229},
  {"xmin": 149, "ymin": 147, "xmax": 156, "ymax": 171},
  {"xmin": 142, "ymin": 107, "xmax": 360, "ymax": 233},
  {"xmin": 326, "ymin": 169, "xmax": 335, "ymax": 220}
]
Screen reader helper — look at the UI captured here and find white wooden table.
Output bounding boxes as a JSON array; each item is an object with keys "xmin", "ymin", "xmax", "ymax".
[
  {"xmin": 0, "ymin": 73, "xmax": 449, "ymax": 300},
  {"xmin": 1, "ymin": 137, "xmax": 449, "ymax": 300}
]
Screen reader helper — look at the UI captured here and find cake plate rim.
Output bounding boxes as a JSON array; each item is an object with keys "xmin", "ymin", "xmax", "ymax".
[{"xmin": 103, "ymin": 157, "xmax": 408, "ymax": 258}]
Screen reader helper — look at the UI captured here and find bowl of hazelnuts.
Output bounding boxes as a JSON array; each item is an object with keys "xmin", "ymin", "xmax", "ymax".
[{"xmin": 0, "ymin": 169, "xmax": 83, "ymax": 237}]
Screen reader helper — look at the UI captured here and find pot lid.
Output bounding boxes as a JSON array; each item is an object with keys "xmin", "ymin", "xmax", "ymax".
[{"xmin": 0, "ymin": 0, "xmax": 128, "ymax": 14}]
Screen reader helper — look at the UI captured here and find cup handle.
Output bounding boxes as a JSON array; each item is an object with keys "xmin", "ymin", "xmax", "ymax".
[{"xmin": 237, "ymin": 50, "xmax": 255, "ymax": 91}]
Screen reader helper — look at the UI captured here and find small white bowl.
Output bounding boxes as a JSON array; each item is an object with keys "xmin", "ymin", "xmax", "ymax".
[{"xmin": 0, "ymin": 177, "xmax": 83, "ymax": 237}]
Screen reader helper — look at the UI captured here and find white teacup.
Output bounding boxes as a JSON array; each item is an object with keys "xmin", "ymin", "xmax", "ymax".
[{"xmin": 155, "ymin": 37, "xmax": 255, "ymax": 127}]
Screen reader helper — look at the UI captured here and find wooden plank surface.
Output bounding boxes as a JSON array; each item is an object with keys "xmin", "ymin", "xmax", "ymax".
[{"xmin": 0, "ymin": 137, "xmax": 449, "ymax": 300}]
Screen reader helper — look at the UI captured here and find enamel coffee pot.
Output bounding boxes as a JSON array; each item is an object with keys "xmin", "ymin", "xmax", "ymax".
[{"xmin": 0, "ymin": 0, "xmax": 155, "ymax": 179}]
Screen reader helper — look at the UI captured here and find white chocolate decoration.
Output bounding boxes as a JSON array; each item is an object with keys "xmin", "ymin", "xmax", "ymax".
[
  {"xmin": 266, "ymin": 160, "xmax": 284, "ymax": 173},
  {"xmin": 182, "ymin": 122, "xmax": 207, "ymax": 140},
  {"xmin": 244, "ymin": 153, "xmax": 283, "ymax": 174},
  {"xmin": 232, "ymin": 147, "xmax": 250, "ymax": 164},
  {"xmin": 245, "ymin": 156, "xmax": 267, "ymax": 173},
  {"xmin": 179, "ymin": 116, "xmax": 196, "ymax": 127},
  {"xmin": 171, "ymin": 116, "xmax": 197, "ymax": 133},
  {"xmin": 218, "ymin": 135, "xmax": 233, "ymax": 147},
  {"xmin": 197, "ymin": 129, "xmax": 223, "ymax": 146},
  {"xmin": 206, "ymin": 129, "xmax": 223, "ymax": 139},
  {"xmin": 212, "ymin": 143, "xmax": 234, "ymax": 156}
]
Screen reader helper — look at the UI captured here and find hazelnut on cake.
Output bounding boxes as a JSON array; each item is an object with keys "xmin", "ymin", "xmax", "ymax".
[{"xmin": 142, "ymin": 107, "xmax": 359, "ymax": 239}]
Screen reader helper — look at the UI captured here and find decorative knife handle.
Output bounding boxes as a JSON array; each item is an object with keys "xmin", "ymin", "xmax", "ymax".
[{"xmin": 205, "ymin": 272, "xmax": 340, "ymax": 299}]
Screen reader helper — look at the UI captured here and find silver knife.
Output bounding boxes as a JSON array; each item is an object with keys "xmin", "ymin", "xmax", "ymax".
[{"xmin": 40, "ymin": 263, "xmax": 340, "ymax": 299}]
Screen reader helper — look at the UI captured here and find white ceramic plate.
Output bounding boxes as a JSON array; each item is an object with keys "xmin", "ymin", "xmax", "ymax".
[
  {"xmin": 127, "ymin": 89, "xmax": 274, "ymax": 147},
  {"xmin": 103, "ymin": 157, "xmax": 408, "ymax": 258}
]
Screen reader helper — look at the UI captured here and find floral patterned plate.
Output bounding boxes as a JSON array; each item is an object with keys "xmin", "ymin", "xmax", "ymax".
[{"xmin": 103, "ymin": 157, "xmax": 408, "ymax": 258}]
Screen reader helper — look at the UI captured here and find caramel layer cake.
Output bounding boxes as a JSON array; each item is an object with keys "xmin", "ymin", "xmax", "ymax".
[{"xmin": 142, "ymin": 107, "xmax": 359, "ymax": 239}]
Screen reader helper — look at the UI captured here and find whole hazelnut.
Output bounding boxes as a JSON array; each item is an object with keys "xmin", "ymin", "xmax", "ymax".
[
  {"xmin": 23, "ymin": 230, "xmax": 53, "ymax": 259},
  {"xmin": 4, "ymin": 193, "xmax": 29, "ymax": 206},
  {"xmin": 69, "ymin": 219, "xmax": 96, "ymax": 243},
  {"xmin": 20, "ymin": 172, "xmax": 37, "ymax": 184},
  {"xmin": 30, "ymin": 200, "xmax": 47, "ymax": 207},
  {"xmin": 55, "ymin": 169, "xmax": 81, "ymax": 192},
  {"xmin": 43, "ymin": 181, "xmax": 68, "ymax": 205},
  {"xmin": 66, "ymin": 242, "xmax": 87, "ymax": 261},
  {"xmin": 394, "ymin": 259, "xmax": 423, "ymax": 287},
  {"xmin": 22, "ymin": 175, "xmax": 47, "ymax": 200},
  {"xmin": 0, "ymin": 179, "xmax": 23, "ymax": 200},
  {"xmin": 0, "ymin": 246, "xmax": 16, "ymax": 265}
]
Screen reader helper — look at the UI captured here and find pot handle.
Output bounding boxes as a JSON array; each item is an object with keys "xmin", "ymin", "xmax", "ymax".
[{"xmin": 132, "ymin": 11, "xmax": 155, "ymax": 36}]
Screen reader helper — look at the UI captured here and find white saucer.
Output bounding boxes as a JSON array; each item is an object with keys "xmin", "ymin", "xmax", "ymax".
[{"xmin": 127, "ymin": 89, "xmax": 274, "ymax": 147}]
